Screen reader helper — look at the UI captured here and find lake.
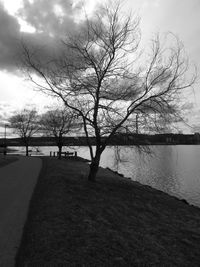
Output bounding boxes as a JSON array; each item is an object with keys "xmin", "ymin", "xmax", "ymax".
[{"xmin": 8, "ymin": 145, "xmax": 200, "ymax": 207}]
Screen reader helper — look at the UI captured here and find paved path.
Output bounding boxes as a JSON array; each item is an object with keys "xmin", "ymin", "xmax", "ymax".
[{"xmin": 0, "ymin": 156, "xmax": 42, "ymax": 267}]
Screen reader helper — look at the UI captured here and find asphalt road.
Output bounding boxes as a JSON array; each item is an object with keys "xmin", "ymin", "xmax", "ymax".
[{"xmin": 0, "ymin": 156, "xmax": 42, "ymax": 267}]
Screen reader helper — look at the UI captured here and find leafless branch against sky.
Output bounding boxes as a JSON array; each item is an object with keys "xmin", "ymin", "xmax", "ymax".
[
  {"xmin": 17, "ymin": 1, "xmax": 196, "ymax": 180},
  {"xmin": 0, "ymin": 0, "xmax": 199, "ymax": 136}
]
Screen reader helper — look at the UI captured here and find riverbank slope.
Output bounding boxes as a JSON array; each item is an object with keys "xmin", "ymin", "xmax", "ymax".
[
  {"xmin": 0, "ymin": 155, "xmax": 18, "ymax": 167},
  {"xmin": 16, "ymin": 157, "xmax": 200, "ymax": 266}
]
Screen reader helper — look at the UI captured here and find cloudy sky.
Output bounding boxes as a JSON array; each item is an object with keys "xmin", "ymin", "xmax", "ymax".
[{"xmin": 0, "ymin": 0, "xmax": 200, "ymax": 137}]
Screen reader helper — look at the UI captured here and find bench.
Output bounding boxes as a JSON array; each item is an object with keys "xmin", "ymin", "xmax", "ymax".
[{"xmin": 50, "ymin": 151, "xmax": 77, "ymax": 158}]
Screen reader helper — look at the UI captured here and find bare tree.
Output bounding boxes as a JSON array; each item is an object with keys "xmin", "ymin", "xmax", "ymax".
[
  {"xmin": 9, "ymin": 108, "xmax": 40, "ymax": 156},
  {"xmin": 40, "ymin": 107, "xmax": 80, "ymax": 159},
  {"xmin": 20, "ymin": 2, "xmax": 196, "ymax": 181}
]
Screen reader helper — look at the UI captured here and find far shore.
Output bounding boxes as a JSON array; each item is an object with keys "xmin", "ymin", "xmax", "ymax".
[{"xmin": 1, "ymin": 132, "xmax": 200, "ymax": 147}]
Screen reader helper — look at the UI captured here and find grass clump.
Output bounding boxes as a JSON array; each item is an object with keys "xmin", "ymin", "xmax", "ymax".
[{"xmin": 16, "ymin": 157, "xmax": 200, "ymax": 266}]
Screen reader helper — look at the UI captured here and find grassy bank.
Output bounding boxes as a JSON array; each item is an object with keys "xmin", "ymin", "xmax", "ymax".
[
  {"xmin": 16, "ymin": 157, "xmax": 200, "ymax": 266},
  {"xmin": 0, "ymin": 155, "xmax": 18, "ymax": 167}
]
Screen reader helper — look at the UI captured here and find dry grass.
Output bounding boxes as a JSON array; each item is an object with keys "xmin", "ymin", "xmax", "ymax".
[
  {"xmin": 0, "ymin": 155, "xmax": 18, "ymax": 167},
  {"xmin": 16, "ymin": 157, "xmax": 200, "ymax": 266}
]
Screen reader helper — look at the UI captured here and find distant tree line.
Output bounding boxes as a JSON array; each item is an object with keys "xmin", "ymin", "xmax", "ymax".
[{"xmin": 1, "ymin": 132, "xmax": 200, "ymax": 148}]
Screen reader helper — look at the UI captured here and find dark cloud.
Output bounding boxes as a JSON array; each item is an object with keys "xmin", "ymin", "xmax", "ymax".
[
  {"xmin": 0, "ymin": 0, "xmax": 86, "ymax": 72},
  {"xmin": 18, "ymin": 0, "xmax": 80, "ymax": 36},
  {"xmin": 0, "ymin": 3, "xmax": 21, "ymax": 71}
]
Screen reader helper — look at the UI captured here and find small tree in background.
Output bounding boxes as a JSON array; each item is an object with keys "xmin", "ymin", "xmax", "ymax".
[
  {"xmin": 20, "ymin": 2, "xmax": 196, "ymax": 181},
  {"xmin": 9, "ymin": 108, "xmax": 40, "ymax": 156},
  {"xmin": 40, "ymin": 107, "xmax": 80, "ymax": 159}
]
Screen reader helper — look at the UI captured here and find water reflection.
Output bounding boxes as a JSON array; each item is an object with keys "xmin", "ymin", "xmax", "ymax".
[
  {"xmin": 144, "ymin": 146, "xmax": 181, "ymax": 196},
  {"xmin": 112, "ymin": 146, "xmax": 181, "ymax": 196}
]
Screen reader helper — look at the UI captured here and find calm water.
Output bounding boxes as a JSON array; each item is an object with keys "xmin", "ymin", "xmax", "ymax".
[{"xmin": 9, "ymin": 145, "xmax": 200, "ymax": 207}]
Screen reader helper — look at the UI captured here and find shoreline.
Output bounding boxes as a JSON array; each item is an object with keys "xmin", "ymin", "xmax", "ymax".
[
  {"xmin": 5, "ymin": 152, "xmax": 199, "ymax": 208},
  {"xmin": 106, "ymin": 166, "xmax": 195, "ymax": 208}
]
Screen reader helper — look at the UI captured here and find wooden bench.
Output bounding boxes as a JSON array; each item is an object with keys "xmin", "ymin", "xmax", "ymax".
[{"xmin": 50, "ymin": 151, "xmax": 77, "ymax": 158}]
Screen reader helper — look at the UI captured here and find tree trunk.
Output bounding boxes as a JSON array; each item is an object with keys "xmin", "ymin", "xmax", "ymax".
[
  {"xmin": 88, "ymin": 160, "xmax": 100, "ymax": 181},
  {"xmin": 58, "ymin": 145, "xmax": 62, "ymax": 160},
  {"xmin": 87, "ymin": 144, "xmax": 106, "ymax": 182},
  {"xmin": 88, "ymin": 149, "xmax": 102, "ymax": 181},
  {"xmin": 25, "ymin": 144, "xmax": 29, "ymax": 156}
]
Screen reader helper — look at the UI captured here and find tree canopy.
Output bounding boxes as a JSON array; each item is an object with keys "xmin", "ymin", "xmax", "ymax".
[
  {"xmin": 20, "ymin": 2, "xmax": 196, "ymax": 180},
  {"xmin": 40, "ymin": 107, "xmax": 80, "ymax": 159},
  {"xmin": 9, "ymin": 108, "xmax": 40, "ymax": 156}
]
